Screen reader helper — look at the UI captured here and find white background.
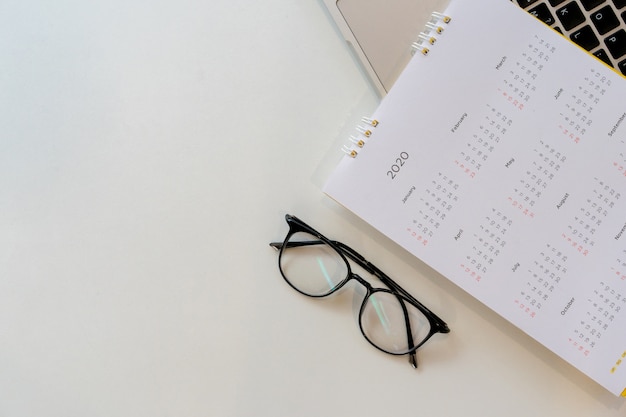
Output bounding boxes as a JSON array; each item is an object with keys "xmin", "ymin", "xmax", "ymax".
[{"xmin": 1, "ymin": 0, "xmax": 625, "ymax": 415}]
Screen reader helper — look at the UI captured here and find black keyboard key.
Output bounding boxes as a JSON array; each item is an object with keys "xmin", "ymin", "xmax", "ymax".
[
  {"xmin": 529, "ymin": 3, "xmax": 557, "ymax": 24},
  {"xmin": 580, "ymin": 0, "xmax": 605, "ymax": 11},
  {"xmin": 614, "ymin": 0, "xmax": 626, "ymax": 9},
  {"xmin": 517, "ymin": 0, "xmax": 539, "ymax": 8},
  {"xmin": 571, "ymin": 25, "xmax": 601, "ymax": 49},
  {"xmin": 591, "ymin": 5, "xmax": 620, "ymax": 34},
  {"xmin": 549, "ymin": 0, "xmax": 567, "ymax": 6},
  {"xmin": 605, "ymin": 29, "xmax": 626, "ymax": 58},
  {"xmin": 556, "ymin": 2, "xmax": 586, "ymax": 30},
  {"xmin": 618, "ymin": 59, "xmax": 626, "ymax": 75},
  {"xmin": 593, "ymin": 48, "xmax": 613, "ymax": 65}
]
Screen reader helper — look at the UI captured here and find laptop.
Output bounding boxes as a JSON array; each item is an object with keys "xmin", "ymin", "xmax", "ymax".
[{"xmin": 323, "ymin": 0, "xmax": 626, "ymax": 96}]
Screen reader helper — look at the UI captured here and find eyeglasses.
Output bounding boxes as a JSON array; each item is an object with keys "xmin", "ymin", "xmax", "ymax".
[{"xmin": 269, "ymin": 214, "xmax": 450, "ymax": 368}]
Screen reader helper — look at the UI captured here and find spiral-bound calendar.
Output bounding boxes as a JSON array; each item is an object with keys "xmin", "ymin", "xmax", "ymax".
[{"xmin": 324, "ymin": 0, "xmax": 626, "ymax": 397}]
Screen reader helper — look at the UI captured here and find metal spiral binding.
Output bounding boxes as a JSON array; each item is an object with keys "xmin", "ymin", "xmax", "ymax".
[
  {"xmin": 341, "ymin": 117, "xmax": 379, "ymax": 158},
  {"xmin": 411, "ymin": 11, "xmax": 452, "ymax": 56}
]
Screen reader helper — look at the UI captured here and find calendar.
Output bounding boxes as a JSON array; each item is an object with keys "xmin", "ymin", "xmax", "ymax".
[{"xmin": 324, "ymin": 0, "xmax": 626, "ymax": 396}]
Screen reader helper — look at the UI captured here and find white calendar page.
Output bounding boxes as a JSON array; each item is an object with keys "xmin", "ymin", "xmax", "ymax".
[{"xmin": 324, "ymin": 0, "xmax": 626, "ymax": 396}]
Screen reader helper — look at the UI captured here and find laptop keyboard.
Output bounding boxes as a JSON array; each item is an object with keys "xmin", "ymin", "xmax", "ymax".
[{"xmin": 512, "ymin": 0, "xmax": 626, "ymax": 75}]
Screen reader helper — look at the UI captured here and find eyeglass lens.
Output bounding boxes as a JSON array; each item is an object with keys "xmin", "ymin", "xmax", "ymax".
[
  {"xmin": 279, "ymin": 231, "xmax": 348, "ymax": 296},
  {"xmin": 279, "ymin": 231, "xmax": 432, "ymax": 354},
  {"xmin": 360, "ymin": 291, "xmax": 431, "ymax": 354}
]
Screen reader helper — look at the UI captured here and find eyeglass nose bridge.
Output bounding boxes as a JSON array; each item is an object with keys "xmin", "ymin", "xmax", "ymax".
[{"xmin": 348, "ymin": 272, "xmax": 374, "ymax": 293}]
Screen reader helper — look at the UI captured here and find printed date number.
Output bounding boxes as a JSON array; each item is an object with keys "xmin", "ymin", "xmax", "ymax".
[{"xmin": 387, "ymin": 152, "xmax": 409, "ymax": 179}]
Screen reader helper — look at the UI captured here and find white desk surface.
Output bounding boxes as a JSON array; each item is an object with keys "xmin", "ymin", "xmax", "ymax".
[{"xmin": 1, "ymin": 1, "xmax": 625, "ymax": 415}]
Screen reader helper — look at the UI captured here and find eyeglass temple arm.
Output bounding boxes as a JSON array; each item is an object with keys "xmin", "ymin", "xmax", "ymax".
[
  {"xmin": 394, "ymin": 292, "xmax": 419, "ymax": 369},
  {"xmin": 269, "ymin": 242, "xmax": 283, "ymax": 251},
  {"xmin": 269, "ymin": 241, "xmax": 326, "ymax": 251}
]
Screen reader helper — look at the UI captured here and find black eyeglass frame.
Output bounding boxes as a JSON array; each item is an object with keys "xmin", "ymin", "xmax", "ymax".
[{"xmin": 270, "ymin": 214, "xmax": 450, "ymax": 368}]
